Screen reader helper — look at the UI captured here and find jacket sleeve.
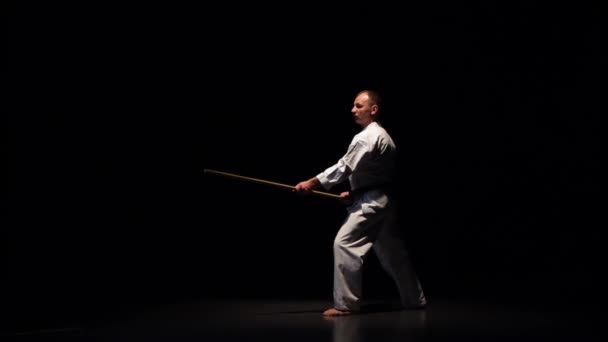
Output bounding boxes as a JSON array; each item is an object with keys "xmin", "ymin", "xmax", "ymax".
[{"xmin": 316, "ymin": 138, "xmax": 370, "ymax": 190}]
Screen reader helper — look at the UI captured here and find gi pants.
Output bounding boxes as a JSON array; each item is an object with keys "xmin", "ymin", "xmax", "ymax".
[{"xmin": 333, "ymin": 189, "xmax": 427, "ymax": 311}]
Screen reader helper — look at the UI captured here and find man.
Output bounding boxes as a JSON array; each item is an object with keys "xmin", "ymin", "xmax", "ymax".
[{"xmin": 294, "ymin": 89, "xmax": 427, "ymax": 316}]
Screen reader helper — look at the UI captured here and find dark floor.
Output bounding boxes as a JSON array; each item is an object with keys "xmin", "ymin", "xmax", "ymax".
[{"xmin": 3, "ymin": 297, "xmax": 601, "ymax": 341}]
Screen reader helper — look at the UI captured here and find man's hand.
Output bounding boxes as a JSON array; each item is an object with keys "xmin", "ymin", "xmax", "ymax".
[
  {"xmin": 339, "ymin": 191, "xmax": 353, "ymax": 205},
  {"xmin": 294, "ymin": 177, "xmax": 320, "ymax": 195}
]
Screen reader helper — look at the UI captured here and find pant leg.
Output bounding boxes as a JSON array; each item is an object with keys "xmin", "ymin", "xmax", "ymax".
[
  {"xmin": 372, "ymin": 203, "xmax": 427, "ymax": 308},
  {"xmin": 332, "ymin": 193, "xmax": 388, "ymax": 311}
]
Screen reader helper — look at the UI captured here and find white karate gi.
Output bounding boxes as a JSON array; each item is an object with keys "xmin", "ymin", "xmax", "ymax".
[{"xmin": 316, "ymin": 122, "xmax": 426, "ymax": 311}]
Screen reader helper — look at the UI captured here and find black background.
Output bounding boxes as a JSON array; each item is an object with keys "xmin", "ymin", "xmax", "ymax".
[{"xmin": 5, "ymin": 1, "xmax": 603, "ymax": 330}]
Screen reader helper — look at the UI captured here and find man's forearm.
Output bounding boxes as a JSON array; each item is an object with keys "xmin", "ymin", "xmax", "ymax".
[{"xmin": 306, "ymin": 176, "xmax": 321, "ymax": 189}]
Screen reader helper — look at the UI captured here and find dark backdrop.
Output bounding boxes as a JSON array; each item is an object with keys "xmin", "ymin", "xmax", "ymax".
[{"xmin": 5, "ymin": 1, "xmax": 602, "ymax": 331}]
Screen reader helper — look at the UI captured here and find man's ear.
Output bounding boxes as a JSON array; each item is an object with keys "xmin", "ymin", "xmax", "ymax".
[{"xmin": 371, "ymin": 104, "xmax": 379, "ymax": 115}]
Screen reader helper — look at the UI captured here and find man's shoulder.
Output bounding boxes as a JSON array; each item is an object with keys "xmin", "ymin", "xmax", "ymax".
[
  {"xmin": 354, "ymin": 126, "xmax": 395, "ymax": 151},
  {"xmin": 367, "ymin": 123, "xmax": 393, "ymax": 139}
]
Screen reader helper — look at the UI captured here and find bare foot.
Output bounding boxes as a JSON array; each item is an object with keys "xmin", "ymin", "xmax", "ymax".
[{"xmin": 322, "ymin": 308, "xmax": 356, "ymax": 316}]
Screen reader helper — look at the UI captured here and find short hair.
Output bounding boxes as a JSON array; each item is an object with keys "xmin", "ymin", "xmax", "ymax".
[{"xmin": 358, "ymin": 89, "xmax": 382, "ymax": 108}]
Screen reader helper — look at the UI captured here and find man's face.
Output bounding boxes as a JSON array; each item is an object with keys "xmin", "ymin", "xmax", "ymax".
[{"xmin": 351, "ymin": 93, "xmax": 377, "ymax": 127}]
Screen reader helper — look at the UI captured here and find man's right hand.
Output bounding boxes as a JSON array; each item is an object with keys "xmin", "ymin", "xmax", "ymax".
[
  {"xmin": 294, "ymin": 180, "xmax": 314, "ymax": 194},
  {"xmin": 294, "ymin": 177, "xmax": 321, "ymax": 195},
  {"xmin": 339, "ymin": 191, "xmax": 353, "ymax": 205}
]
